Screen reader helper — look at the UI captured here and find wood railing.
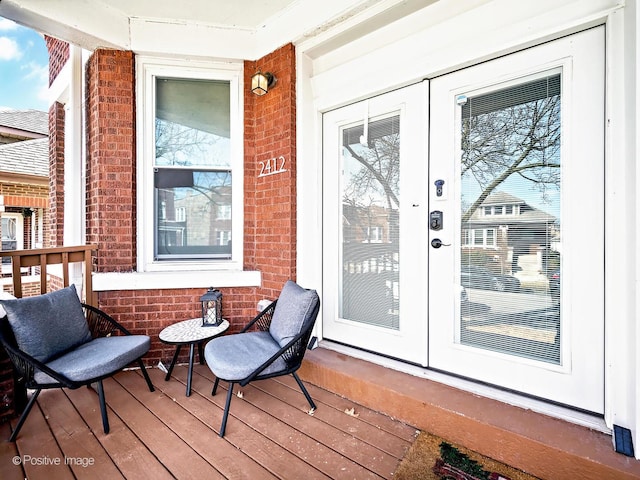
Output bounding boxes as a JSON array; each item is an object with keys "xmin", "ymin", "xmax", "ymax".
[{"xmin": 0, "ymin": 245, "xmax": 98, "ymax": 305}]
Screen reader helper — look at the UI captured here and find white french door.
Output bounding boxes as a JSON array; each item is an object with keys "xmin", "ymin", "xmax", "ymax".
[
  {"xmin": 428, "ymin": 27, "xmax": 605, "ymax": 413},
  {"xmin": 321, "ymin": 27, "xmax": 604, "ymax": 413},
  {"xmin": 322, "ymin": 84, "xmax": 429, "ymax": 364}
]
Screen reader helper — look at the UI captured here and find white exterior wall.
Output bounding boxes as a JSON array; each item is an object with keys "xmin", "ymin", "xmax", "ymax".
[{"xmin": 296, "ymin": 0, "xmax": 639, "ymax": 456}]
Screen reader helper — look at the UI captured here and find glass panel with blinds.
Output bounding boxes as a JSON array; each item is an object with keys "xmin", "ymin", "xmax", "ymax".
[
  {"xmin": 459, "ymin": 71, "xmax": 561, "ymax": 364},
  {"xmin": 340, "ymin": 115, "xmax": 400, "ymax": 329},
  {"xmin": 154, "ymin": 77, "xmax": 232, "ymax": 260}
]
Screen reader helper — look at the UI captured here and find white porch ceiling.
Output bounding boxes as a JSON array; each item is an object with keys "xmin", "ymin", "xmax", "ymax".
[{"xmin": 0, "ymin": 0, "xmax": 435, "ymax": 60}]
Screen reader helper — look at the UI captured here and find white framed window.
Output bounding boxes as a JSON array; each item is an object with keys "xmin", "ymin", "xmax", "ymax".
[
  {"xmin": 366, "ymin": 226, "xmax": 384, "ymax": 243},
  {"xmin": 175, "ymin": 207, "xmax": 186, "ymax": 222},
  {"xmin": 216, "ymin": 230, "xmax": 232, "ymax": 246},
  {"xmin": 462, "ymin": 228, "xmax": 497, "ymax": 248},
  {"xmin": 217, "ymin": 204, "xmax": 231, "ymax": 220},
  {"xmin": 136, "ymin": 57, "xmax": 244, "ymax": 273}
]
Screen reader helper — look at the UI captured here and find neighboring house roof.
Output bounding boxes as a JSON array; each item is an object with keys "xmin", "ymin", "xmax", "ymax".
[
  {"xmin": 468, "ymin": 191, "xmax": 556, "ymax": 226},
  {"xmin": 0, "ymin": 109, "xmax": 48, "ymax": 139},
  {"xmin": 0, "ymin": 138, "xmax": 49, "ymax": 177},
  {"xmin": 480, "ymin": 191, "xmax": 526, "ymax": 206}
]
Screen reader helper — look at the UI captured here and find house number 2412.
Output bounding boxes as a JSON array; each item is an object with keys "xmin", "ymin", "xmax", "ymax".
[{"xmin": 258, "ymin": 156, "xmax": 287, "ymax": 177}]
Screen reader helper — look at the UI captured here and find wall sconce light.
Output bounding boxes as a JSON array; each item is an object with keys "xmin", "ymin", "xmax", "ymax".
[{"xmin": 251, "ymin": 71, "xmax": 276, "ymax": 96}]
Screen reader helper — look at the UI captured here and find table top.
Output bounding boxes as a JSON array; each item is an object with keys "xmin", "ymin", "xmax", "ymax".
[{"xmin": 159, "ymin": 318, "xmax": 230, "ymax": 345}]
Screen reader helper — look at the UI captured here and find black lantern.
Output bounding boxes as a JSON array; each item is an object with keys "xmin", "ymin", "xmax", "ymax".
[{"xmin": 200, "ymin": 287, "xmax": 223, "ymax": 327}]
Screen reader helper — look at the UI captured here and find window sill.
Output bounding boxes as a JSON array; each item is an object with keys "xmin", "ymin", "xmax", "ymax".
[{"xmin": 92, "ymin": 270, "xmax": 261, "ymax": 291}]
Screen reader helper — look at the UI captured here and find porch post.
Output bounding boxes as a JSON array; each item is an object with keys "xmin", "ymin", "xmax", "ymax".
[{"xmin": 63, "ymin": 45, "xmax": 85, "ymax": 295}]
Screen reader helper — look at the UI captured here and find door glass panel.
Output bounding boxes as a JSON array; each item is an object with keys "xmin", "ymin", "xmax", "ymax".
[
  {"xmin": 459, "ymin": 72, "xmax": 561, "ymax": 364},
  {"xmin": 340, "ymin": 115, "xmax": 400, "ymax": 329}
]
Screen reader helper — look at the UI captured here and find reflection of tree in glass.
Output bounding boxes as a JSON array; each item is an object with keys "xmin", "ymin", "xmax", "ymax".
[
  {"xmin": 461, "ymin": 93, "xmax": 560, "ymax": 223},
  {"xmin": 155, "ymin": 119, "xmax": 222, "ymax": 166},
  {"xmin": 192, "ymin": 171, "xmax": 231, "ymax": 210},
  {"xmin": 343, "ymin": 132, "xmax": 400, "ymax": 211}
]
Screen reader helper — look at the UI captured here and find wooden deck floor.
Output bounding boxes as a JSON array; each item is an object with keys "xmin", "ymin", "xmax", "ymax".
[{"xmin": 0, "ymin": 364, "xmax": 417, "ymax": 479}]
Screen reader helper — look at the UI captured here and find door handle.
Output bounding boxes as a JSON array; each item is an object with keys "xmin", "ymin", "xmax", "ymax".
[{"xmin": 431, "ymin": 238, "xmax": 451, "ymax": 248}]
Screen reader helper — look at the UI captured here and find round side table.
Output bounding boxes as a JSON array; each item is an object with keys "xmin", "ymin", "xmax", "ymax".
[{"xmin": 159, "ymin": 318, "xmax": 229, "ymax": 396}]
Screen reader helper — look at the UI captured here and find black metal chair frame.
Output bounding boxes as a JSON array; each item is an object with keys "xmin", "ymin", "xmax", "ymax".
[
  {"xmin": 212, "ymin": 298, "xmax": 320, "ymax": 437},
  {"xmin": 0, "ymin": 303, "xmax": 154, "ymax": 442}
]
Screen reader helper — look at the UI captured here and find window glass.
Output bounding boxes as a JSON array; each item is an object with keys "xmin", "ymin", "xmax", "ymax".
[
  {"xmin": 473, "ymin": 229, "xmax": 484, "ymax": 245},
  {"xmin": 486, "ymin": 229, "xmax": 495, "ymax": 246},
  {"xmin": 340, "ymin": 115, "xmax": 400, "ymax": 329},
  {"xmin": 460, "ymin": 72, "xmax": 561, "ymax": 364},
  {"xmin": 154, "ymin": 78, "xmax": 232, "ymax": 259}
]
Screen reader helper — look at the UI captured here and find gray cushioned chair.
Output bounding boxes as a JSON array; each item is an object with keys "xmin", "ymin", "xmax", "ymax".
[
  {"xmin": 205, "ymin": 280, "xmax": 320, "ymax": 437},
  {"xmin": 0, "ymin": 285, "xmax": 154, "ymax": 441}
]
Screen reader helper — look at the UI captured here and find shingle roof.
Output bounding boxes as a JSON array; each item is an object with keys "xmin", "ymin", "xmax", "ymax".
[
  {"xmin": 468, "ymin": 191, "xmax": 556, "ymax": 225},
  {"xmin": 0, "ymin": 109, "xmax": 48, "ymax": 136},
  {"xmin": 0, "ymin": 138, "xmax": 49, "ymax": 177},
  {"xmin": 481, "ymin": 191, "xmax": 526, "ymax": 205}
]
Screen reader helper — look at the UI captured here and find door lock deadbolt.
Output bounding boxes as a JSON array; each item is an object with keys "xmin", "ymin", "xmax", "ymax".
[
  {"xmin": 434, "ymin": 179, "xmax": 445, "ymax": 197},
  {"xmin": 430, "ymin": 210, "xmax": 443, "ymax": 231}
]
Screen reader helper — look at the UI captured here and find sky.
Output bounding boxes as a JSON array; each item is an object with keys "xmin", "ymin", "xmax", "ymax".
[{"xmin": 0, "ymin": 17, "xmax": 49, "ymax": 112}]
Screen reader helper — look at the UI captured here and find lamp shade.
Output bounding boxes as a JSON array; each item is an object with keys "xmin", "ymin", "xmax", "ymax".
[{"xmin": 251, "ymin": 71, "xmax": 275, "ymax": 96}]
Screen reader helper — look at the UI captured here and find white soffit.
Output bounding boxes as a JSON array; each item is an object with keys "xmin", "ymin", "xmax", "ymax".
[
  {"xmin": 0, "ymin": 0, "xmax": 130, "ymax": 49},
  {"xmin": 0, "ymin": 0, "xmax": 428, "ymax": 59}
]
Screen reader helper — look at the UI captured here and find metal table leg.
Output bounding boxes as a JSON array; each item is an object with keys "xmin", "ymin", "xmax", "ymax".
[
  {"xmin": 186, "ymin": 342, "xmax": 196, "ymax": 396},
  {"xmin": 198, "ymin": 341, "xmax": 205, "ymax": 364},
  {"xmin": 165, "ymin": 344, "xmax": 182, "ymax": 381}
]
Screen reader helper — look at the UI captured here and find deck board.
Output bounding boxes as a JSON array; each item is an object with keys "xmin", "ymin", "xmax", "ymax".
[
  {"xmin": 194, "ymin": 366, "xmax": 406, "ymax": 478},
  {"xmin": 12, "ymin": 396, "xmax": 74, "ymax": 479},
  {"xmin": 37, "ymin": 388, "xmax": 124, "ymax": 480},
  {"xmin": 102, "ymin": 376, "xmax": 223, "ymax": 480},
  {"xmin": 0, "ymin": 366, "xmax": 415, "ymax": 479},
  {"xmin": 275, "ymin": 374, "xmax": 417, "ymax": 441},
  {"xmin": 65, "ymin": 384, "xmax": 174, "ymax": 480},
  {"xmin": 0, "ymin": 422, "xmax": 23, "ymax": 480},
  {"xmin": 116, "ymin": 369, "xmax": 278, "ymax": 480},
  {"xmin": 255, "ymin": 376, "xmax": 413, "ymax": 457}
]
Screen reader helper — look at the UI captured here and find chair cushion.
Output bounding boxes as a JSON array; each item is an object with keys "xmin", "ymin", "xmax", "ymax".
[
  {"xmin": 0, "ymin": 285, "xmax": 92, "ymax": 362},
  {"xmin": 269, "ymin": 280, "xmax": 319, "ymax": 347},
  {"xmin": 204, "ymin": 331, "xmax": 287, "ymax": 381},
  {"xmin": 34, "ymin": 335, "xmax": 151, "ymax": 385}
]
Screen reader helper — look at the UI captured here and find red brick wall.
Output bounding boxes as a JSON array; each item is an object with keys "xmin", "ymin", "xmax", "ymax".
[
  {"xmin": 85, "ymin": 49, "xmax": 137, "ymax": 272},
  {"xmin": 77, "ymin": 44, "xmax": 298, "ymax": 366},
  {"xmin": 49, "ymin": 101, "xmax": 65, "ymax": 247},
  {"xmin": 45, "ymin": 36, "xmax": 69, "ymax": 86},
  {"xmin": 245, "ymin": 43, "xmax": 297, "ymax": 299},
  {"xmin": 97, "ymin": 288, "xmax": 255, "ymax": 364}
]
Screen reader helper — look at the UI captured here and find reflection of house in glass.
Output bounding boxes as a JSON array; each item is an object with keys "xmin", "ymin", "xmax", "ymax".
[
  {"xmin": 462, "ymin": 192, "xmax": 559, "ymax": 281},
  {"xmin": 156, "ymin": 171, "xmax": 232, "ymax": 259},
  {"xmin": 342, "ymin": 204, "xmax": 398, "ymax": 244},
  {"xmin": 341, "ymin": 203, "xmax": 399, "ymax": 328}
]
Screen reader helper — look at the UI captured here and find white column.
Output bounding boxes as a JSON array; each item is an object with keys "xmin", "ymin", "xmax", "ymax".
[{"xmin": 61, "ymin": 45, "xmax": 85, "ymax": 297}]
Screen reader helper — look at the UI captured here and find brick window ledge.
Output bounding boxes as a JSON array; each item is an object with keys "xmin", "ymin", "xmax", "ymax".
[{"xmin": 93, "ymin": 270, "xmax": 261, "ymax": 291}]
